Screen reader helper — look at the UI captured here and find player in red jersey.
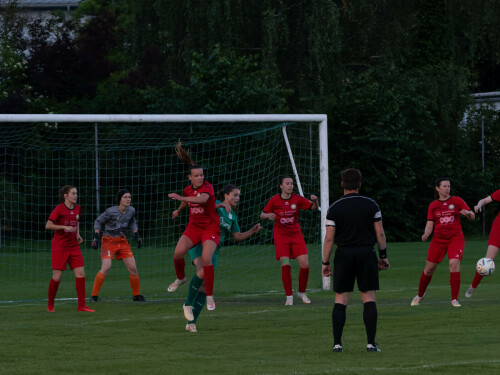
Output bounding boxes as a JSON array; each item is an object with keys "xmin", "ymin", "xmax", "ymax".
[
  {"xmin": 261, "ymin": 176, "xmax": 319, "ymax": 305},
  {"xmin": 465, "ymin": 188, "xmax": 500, "ymax": 298},
  {"xmin": 168, "ymin": 142, "xmax": 221, "ymax": 311},
  {"xmin": 411, "ymin": 178, "xmax": 475, "ymax": 307},
  {"xmin": 45, "ymin": 185, "xmax": 94, "ymax": 312}
]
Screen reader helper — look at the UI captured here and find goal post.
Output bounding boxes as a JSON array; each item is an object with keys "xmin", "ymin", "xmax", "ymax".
[{"xmin": 0, "ymin": 114, "xmax": 329, "ymax": 301}]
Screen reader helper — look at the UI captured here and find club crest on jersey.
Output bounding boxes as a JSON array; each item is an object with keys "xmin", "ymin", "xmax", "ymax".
[
  {"xmin": 449, "ymin": 204, "xmax": 455, "ymax": 209},
  {"xmin": 291, "ymin": 204, "xmax": 297, "ymax": 210},
  {"xmin": 76, "ymin": 214, "xmax": 79, "ymax": 220}
]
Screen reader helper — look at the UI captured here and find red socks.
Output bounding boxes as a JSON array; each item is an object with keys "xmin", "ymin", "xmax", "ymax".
[
  {"xmin": 418, "ymin": 271, "xmax": 432, "ymax": 297},
  {"xmin": 281, "ymin": 265, "xmax": 293, "ymax": 296},
  {"xmin": 471, "ymin": 271, "xmax": 483, "ymax": 288},
  {"xmin": 203, "ymin": 265, "xmax": 215, "ymax": 296},
  {"xmin": 48, "ymin": 278, "xmax": 60, "ymax": 309},
  {"xmin": 75, "ymin": 277, "xmax": 86, "ymax": 308},
  {"xmin": 174, "ymin": 258, "xmax": 186, "ymax": 280},
  {"xmin": 450, "ymin": 272, "xmax": 460, "ymax": 300},
  {"xmin": 298, "ymin": 267, "xmax": 309, "ymax": 293}
]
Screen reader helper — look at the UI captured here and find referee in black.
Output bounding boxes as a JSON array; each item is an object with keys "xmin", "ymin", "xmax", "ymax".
[{"xmin": 322, "ymin": 168, "xmax": 389, "ymax": 353}]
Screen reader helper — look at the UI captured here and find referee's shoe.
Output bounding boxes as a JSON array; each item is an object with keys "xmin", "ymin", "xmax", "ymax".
[{"xmin": 366, "ymin": 343, "xmax": 381, "ymax": 352}]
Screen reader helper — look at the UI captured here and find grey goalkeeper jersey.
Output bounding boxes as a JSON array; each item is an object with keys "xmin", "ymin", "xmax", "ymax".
[{"xmin": 94, "ymin": 206, "xmax": 138, "ymax": 238}]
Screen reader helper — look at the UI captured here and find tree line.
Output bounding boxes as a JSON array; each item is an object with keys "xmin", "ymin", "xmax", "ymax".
[{"xmin": 1, "ymin": 0, "xmax": 499, "ymax": 241}]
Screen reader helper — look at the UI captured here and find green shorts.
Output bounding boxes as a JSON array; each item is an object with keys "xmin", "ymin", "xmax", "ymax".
[{"xmin": 188, "ymin": 244, "xmax": 220, "ymax": 271}]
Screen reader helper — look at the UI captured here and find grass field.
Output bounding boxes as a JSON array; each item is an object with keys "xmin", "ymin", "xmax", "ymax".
[{"xmin": 1, "ymin": 240, "xmax": 499, "ymax": 374}]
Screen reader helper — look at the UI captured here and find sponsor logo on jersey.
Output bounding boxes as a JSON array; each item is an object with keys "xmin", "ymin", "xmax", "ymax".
[{"xmin": 280, "ymin": 217, "xmax": 295, "ymax": 225}]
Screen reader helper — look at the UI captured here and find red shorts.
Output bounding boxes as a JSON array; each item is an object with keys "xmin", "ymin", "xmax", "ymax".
[
  {"xmin": 101, "ymin": 235, "xmax": 134, "ymax": 260},
  {"xmin": 427, "ymin": 235, "xmax": 464, "ymax": 263},
  {"xmin": 274, "ymin": 234, "xmax": 308, "ymax": 260},
  {"xmin": 488, "ymin": 215, "xmax": 500, "ymax": 248},
  {"xmin": 183, "ymin": 224, "xmax": 221, "ymax": 247},
  {"xmin": 52, "ymin": 246, "xmax": 84, "ymax": 270}
]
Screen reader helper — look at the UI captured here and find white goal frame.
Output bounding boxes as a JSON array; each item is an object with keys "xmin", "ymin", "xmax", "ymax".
[{"xmin": 0, "ymin": 114, "xmax": 329, "ymax": 283}]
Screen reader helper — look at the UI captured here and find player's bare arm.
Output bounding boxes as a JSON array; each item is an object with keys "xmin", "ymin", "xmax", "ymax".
[
  {"xmin": 459, "ymin": 209, "xmax": 475, "ymax": 221},
  {"xmin": 168, "ymin": 192, "xmax": 210, "ymax": 204},
  {"xmin": 474, "ymin": 196, "xmax": 492, "ymax": 213},
  {"xmin": 260, "ymin": 212, "xmax": 275, "ymax": 221},
  {"xmin": 422, "ymin": 220, "xmax": 434, "ymax": 241},
  {"xmin": 233, "ymin": 224, "xmax": 263, "ymax": 242},
  {"xmin": 322, "ymin": 225, "xmax": 335, "ymax": 276},
  {"xmin": 374, "ymin": 221, "xmax": 389, "ymax": 270},
  {"xmin": 172, "ymin": 201, "xmax": 188, "ymax": 219}
]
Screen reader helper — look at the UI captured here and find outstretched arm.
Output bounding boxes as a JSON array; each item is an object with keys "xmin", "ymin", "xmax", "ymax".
[
  {"xmin": 474, "ymin": 196, "xmax": 493, "ymax": 213},
  {"xmin": 232, "ymin": 224, "xmax": 263, "ymax": 242},
  {"xmin": 169, "ymin": 192, "xmax": 209, "ymax": 204}
]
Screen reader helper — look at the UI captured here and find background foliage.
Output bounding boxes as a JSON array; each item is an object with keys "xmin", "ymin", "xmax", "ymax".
[{"xmin": 1, "ymin": 0, "xmax": 499, "ymax": 241}]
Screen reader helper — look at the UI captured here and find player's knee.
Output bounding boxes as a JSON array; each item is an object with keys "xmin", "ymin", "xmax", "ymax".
[{"xmin": 280, "ymin": 258, "xmax": 290, "ymax": 267}]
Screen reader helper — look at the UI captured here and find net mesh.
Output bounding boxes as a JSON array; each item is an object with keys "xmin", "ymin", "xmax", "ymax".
[{"xmin": 0, "ymin": 121, "xmax": 322, "ymax": 301}]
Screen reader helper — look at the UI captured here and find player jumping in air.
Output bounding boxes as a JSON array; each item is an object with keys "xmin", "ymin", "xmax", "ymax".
[
  {"xmin": 168, "ymin": 141, "xmax": 221, "ymax": 311},
  {"xmin": 171, "ymin": 184, "xmax": 262, "ymax": 332}
]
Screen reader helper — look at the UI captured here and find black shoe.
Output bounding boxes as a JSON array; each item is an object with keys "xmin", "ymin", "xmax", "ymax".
[
  {"xmin": 366, "ymin": 343, "xmax": 381, "ymax": 352},
  {"xmin": 90, "ymin": 295, "xmax": 99, "ymax": 302},
  {"xmin": 133, "ymin": 294, "xmax": 145, "ymax": 301},
  {"xmin": 332, "ymin": 344, "xmax": 343, "ymax": 352}
]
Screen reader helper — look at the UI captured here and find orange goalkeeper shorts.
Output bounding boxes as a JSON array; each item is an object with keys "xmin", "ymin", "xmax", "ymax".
[{"xmin": 100, "ymin": 235, "xmax": 134, "ymax": 260}]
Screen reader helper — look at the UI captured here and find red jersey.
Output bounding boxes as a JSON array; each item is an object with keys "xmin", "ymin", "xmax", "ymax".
[
  {"xmin": 427, "ymin": 196, "xmax": 469, "ymax": 240},
  {"xmin": 491, "ymin": 189, "xmax": 500, "ymax": 204},
  {"xmin": 48, "ymin": 203, "xmax": 81, "ymax": 249},
  {"xmin": 263, "ymin": 193, "xmax": 313, "ymax": 236},
  {"xmin": 183, "ymin": 181, "xmax": 219, "ymax": 229}
]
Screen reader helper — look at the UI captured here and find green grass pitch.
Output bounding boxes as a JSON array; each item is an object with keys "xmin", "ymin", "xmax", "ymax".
[{"xmin": 1, "ymin": 240, "xmax": 499, "ymax": 374}]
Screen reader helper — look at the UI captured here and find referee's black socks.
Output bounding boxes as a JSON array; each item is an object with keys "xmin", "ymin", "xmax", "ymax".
[
  {"xmin": 332, "ymin": 303, "xmax": 347, "ymax": 346},
  {"xmin": 363, "ymin": 301, "xmax": 377, "ymax": 345}
]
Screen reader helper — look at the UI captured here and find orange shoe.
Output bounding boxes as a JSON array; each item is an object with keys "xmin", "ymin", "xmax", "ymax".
[{"xmin": 77, "ymin": 306, "xmax": 95, "ymax": 312}]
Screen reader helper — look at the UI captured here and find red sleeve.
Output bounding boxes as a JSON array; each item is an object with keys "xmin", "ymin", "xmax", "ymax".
[
  {"xmin": 456, "ymin": 197, "xmax": 470, "ymax": 211},
  {"xmin": 298, "ymin": 195, "xmax": 313, "ymax": 210},
  {"xmin": 491, "ymin": 189, "xmax": 500, "ymax": 202},
  {"xmin": 48, "ymin": 204, "xmax": 60, "ymax": 222},
  {"xmin": 263, "ymin": 196, "xmax": 275, "ymax": 213},
  {"xmin": 426, "ymin": 202, "xmax": 435, "ymax": 221},
  {"xmin": 199, "ymin": 182, "xmax": 214, "ymax": 197}
]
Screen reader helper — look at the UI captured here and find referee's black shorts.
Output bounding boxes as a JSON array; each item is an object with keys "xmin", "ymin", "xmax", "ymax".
[{"xmin": 333, "ymin": 246, "xmax": 379, "ymax": 293}]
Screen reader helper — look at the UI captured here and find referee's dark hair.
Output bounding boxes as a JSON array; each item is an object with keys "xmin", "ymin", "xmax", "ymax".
[{"xmin": 340, "ymin": 168, "xmax": 362, "ymax": 190}]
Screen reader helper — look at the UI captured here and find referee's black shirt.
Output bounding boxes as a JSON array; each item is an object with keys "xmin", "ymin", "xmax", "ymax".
[{"xmin": 326, "ymin": 193, "xmax": 382, "ymax": 247}]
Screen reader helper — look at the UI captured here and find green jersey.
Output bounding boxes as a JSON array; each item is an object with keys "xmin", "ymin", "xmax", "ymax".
[{"xmin": 216, "ymin": 200, "xmax": 241, "ymax": 243}]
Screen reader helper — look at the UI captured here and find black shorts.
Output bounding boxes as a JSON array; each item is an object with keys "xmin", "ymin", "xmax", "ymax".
[{"xmin": 333, "ymin": 246, "xmax": 379, "ymax": 293}]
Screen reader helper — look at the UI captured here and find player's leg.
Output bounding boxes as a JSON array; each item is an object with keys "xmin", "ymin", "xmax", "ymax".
[
  {"xmin": 412, "ymin": 239, "xmax": 445, "ymax": 306},
  {"xmin": 447, "ymin": 237, "xmax": 464, "ymax": 306},
  {"xmin": 184, "ymin": 255, "xmax": 204, "ymax": 322},
  {"xmin": 172, "ymin": 234, "xmax": 196, "ymax": 286},
  {"xmin": 361, "ymin": 291, "xmax": 380, "ymax": 351},
  {"xmin": 332, "ymin": 292, "xmax": 350, "ymax": 352},
  {"xmin": 73, "ymin": 265, "xmax": 94, "ymax": 312},
  {"xmin": 201, "ymin": 238, "xmax": 218, "ymax": 310},
  {"xmin": 279, "ymin": 257, "xmax": 293, "ymax": 305},
  {"xmin": 295, "ymin": 237, "xmax": 311, "ymax": 304},
  {"xmin": 122, "ymin": 256, "xmax": 144, "ymax": 301},
  {"xmin": 466, "ymin": 244, "xmax": 499, "ymax": 297},
  {"xmin": 48, "ymin": 269, "xmax": 63, "ymax": 312},
  {"xmin": 91, "ymin": 258, "xmax": 112, "ymax": 301}
]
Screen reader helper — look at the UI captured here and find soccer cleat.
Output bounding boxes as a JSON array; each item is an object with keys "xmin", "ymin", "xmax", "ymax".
[
  {"xmin": 90, "ymin": 295, "xmax": 99, "ymax": 302},
  {"xmin": 410, "ymin": 294, "xmax": 424, "ymax": 306},
  {"xmin": 367, "ymin": 343, "xmax": 382, "ymax": 352},
  {"xmin": 451, "ymin": 299, "xmax": 461, "ymax": 307},
  {"xmin": 77, "ymin": 306, "xmax": 95, "ymax": 312},
  {"xmin": 297, "ymin": 292, "xmax": 311, "ymax": 304},
  {"xmin": 332, "ymin": 344, "xmax": 343, "ymax": 352},
  {"xmin": 465, "ymin": 286, "xmax": 475, "ymax": 298},
  {"xmin": 285, "ymin": 295, "xmax": 293, "ymax": 306},
  {"xmin": 183, "ymin": 304, "xmax": 194, "ymax": 321},
  {"xmin": 185, "ymin": 323, "xmax": 197, "ymax": 333},
  {"xmin": 167, "ymin": 277, "xmax": 187, "ymax": 292},
  {"xmin": 47, "ymin": 305, "xmax": 55, "ymax": 312},
  {"xmin": 206, "ymin": 296, "xmax": 216, "ymax": 311},
  {"xmin": 133, "ymin": 294, "xmax": 146, "ymax": 301}
]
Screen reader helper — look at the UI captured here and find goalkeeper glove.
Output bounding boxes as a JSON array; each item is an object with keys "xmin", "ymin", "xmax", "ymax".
[
  {"xmin": 134, "ymin": 232, "xmax": 142, "ymax": 248},
  {"xmin": 91, "ymin": 233, "xmax": 101, "ymax": 249}
]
